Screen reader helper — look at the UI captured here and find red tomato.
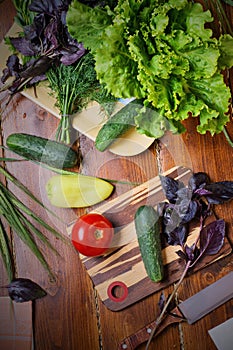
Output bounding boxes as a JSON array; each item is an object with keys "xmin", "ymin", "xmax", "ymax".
[{"xmin": 71, "ymin": 213, "xmax": 114, "ymax": 257}]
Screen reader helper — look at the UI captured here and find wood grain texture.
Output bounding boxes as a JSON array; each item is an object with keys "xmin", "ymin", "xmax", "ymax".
[
  {"xmin": 0, "ymin": 91, "xmax": 101, "ymax": 349},
  {"xmin": 0, "ymin": 1, "xmax": 233, "ymax": 350},
  {"xmin": 68, "ymin": 166, "xmax": 231, "ymax": 311},
  {"xmin": 0, "ymin": 3, "xmax": 100, "ymax": 344},
  {"xmin": 0, "ymin": 0, "xmax": 16, "ymax": 296}
]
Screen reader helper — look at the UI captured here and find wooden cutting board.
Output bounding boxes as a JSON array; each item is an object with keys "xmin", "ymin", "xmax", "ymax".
[
  {"xmin": 0, "ymin": 23, "xmax": 154, "ymax": 157},
  {"xmin": 67, "ymin": 166, "xmax": 232, "ymax": 311}
]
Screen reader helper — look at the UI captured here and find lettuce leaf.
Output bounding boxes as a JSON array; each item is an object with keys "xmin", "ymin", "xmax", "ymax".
[
  {"xmin": 67, "ymin": 1, "xmax": 113, "ymax": 51},
  {"xmin": 95, "ymin": 24, "xmax": 145, "ymax": 98},
  {"xmin": 218, "ymin": 34, "xmax": 233, "ymax": 69},
  {"xmin": 67, "ymin": 0, "xmax": 233, "ymax": 139}
]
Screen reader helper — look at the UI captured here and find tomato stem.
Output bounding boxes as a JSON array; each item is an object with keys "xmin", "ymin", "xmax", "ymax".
[{"xmin": 94, "ymin": 229, "xmax": 103, "ymax": 240}]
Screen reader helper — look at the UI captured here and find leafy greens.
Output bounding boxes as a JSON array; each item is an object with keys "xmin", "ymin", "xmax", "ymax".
[
  {"xmin": 46, "ymin": 52, "xmax": 116, "ymax": 143},
  {"xmin": 1, "ymin": 0, "xmax": 116, "ymax": 144},
  {"xmin": 145, "ymin": 170, "xmax": 233, "ymax": 349},
  {"xmin": 1, "ymin": 0, "xmax": 85, "ymax": 95},
  {"xmin": 67, "ymin": 0, "xmax": 233, "ymax": 139}
]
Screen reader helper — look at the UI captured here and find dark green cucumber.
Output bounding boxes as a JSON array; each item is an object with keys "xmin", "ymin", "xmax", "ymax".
[
  {"xmin": 95, "ymin": 99, "xmax": 144, "ymax": 152},
  {"xmin": 134, "ymin": 205, "xmax": 164, "ymax": 282},
  {"xmin": 6, "ymin": 133, "xmax": 78, "ymax": 169}
]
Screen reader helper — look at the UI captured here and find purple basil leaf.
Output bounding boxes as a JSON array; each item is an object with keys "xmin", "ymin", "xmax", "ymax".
[
  {"xmin": 24, "ymin": 21, "xmax": 43, "ymax": 41},
  {"xmin": 7, "ymin": 278, "xmax": 47, "ymax": 303},
  {"xmin": 1, "ymin": 55, "xmax": 21, "ymax": 82},
  {"xmin": 19, "ymin": 56, "xmax": 53, "ymax": 79},
  {"xmin": 185, "ymin": 243, "xmax": 198, "ymax": 262},
  {"xmin": 177, "ymin": 199, "xmax": 198, "ymax": 224},
  {"xmin": 166, "ymin": 224, "xmax": 187, "ymax": 246},
  {"xmin": 10, "ymin": 37, "xmax": 38, "ymax": 56},
  {"xmin": 32, "ymin": 14, "xmax": 48, "ymax": 40},
  {"xmin": 184, "ymin": 200, "xmax": 198, "ymax": 223},
  {"xmin": 204, "ymin": 181, "xmax": 233, "ymax": 204},
  {"xmin": 188, "ymin": 172, "xmax": 210, "ymax": 192},
  {"xmin": 200, "ymin": 219, "xmax": 225, "ymax": 255},
  {"xmin": 8, "ymin": 78, "xmax": 23, "ymax": 93},
  {"xmin": 157, "ymin": 202, "xmax": 167, "ymax": 217},
  {"xmin": 176, "ymin": 249, "xmax": 187, "ymax": 260},
  {"xmin": 176, "ymin": 187, "xmax": 192, "ymax": 202},
  {"xmin": 29, "ymin": 0, "xmax": 71, "ymax": 15},
  {"xmin": 194, "ymin": 188, "xmax": 212, "ymax": 196},
  {"xmin": 160, "ymin": 175, "xmax": 184, "ymax": 204},
  {"xmin": 195, "ymin": 200, "xmax": 210, "ymax": 222},
  {"xmin": 163, "ymin": 205, "xmax": 180, "ymax": 232},
  {"xmin": 59, "ymin": 44, "xmax": 86, "ymax": 65},
  {"xmin": 44, "ymin": 20, "xmax": 59, "ymax": 48},
  {"xmin": 27, "ymin": 74, "xmax": 47, "ymax": 86},
  {"xmin": 158, "ymin": 291, "xmax": 166, "ymax": 313}
]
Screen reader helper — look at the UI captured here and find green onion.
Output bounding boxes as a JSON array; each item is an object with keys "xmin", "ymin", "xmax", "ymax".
[
  {"xmin": 0, "ymin": 185, "xmax": 53, "ymax": 277},
  {"xmin": 0, "ymin": 164, "xmax": 68, "ymax": 281},
  {"xmin": 0, "ymin": 221, "xmax": 14, "ymax": 281},
  {"xmin": 0, "ymin": 161, "xmax": 65, "ymax": 222}
]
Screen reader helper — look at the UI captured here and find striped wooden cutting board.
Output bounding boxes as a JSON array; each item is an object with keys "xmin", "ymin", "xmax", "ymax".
[{"xmin": 67, "ymin": 166, "xmax": 232, "ymax": 311}]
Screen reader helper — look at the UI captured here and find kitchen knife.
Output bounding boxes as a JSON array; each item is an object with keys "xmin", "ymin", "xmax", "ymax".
[{"xmin": 118, "ymin": 272, "xmax": 233, "ymax": 350}]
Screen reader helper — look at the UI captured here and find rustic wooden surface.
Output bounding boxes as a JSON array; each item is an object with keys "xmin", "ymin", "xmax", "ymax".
[{"xmin": 0, "ymin": 1, "xmax": 233, "ymax": 350}]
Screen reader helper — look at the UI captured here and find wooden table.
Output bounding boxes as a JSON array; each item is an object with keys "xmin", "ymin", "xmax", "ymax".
[{"xmin": 0, "ymin": 1, "xmax": 233, "ymax": 349}]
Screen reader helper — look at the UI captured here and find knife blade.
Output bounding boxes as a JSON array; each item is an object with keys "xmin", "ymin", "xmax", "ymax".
[{"xmin": 118, "ymin": 272, "xmax": 233, "ymax": 350}]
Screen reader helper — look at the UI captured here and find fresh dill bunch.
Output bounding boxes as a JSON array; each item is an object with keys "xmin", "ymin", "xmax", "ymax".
[{"xmin": 46, "ymin": 52, "xmax": 117, "ymax": 144}]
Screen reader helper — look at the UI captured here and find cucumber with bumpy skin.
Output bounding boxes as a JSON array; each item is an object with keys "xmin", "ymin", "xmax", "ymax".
[
  {"xmin": 95, "ymin": 99, "xmax": 143, "ymax": 152},
  {"xmin": 6, "ymin": 133, "xmax": 79, "ymax": 169},
  {"xmin": 134, "ymin": 205, "xmax": 164, "ymax": 282}
]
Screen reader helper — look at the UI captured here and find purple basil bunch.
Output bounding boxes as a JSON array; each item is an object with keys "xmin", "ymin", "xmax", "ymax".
[
  {"xmin": 158, "ymin": 172, "xmax": 233, "ymax": 264},
  {"xmin": 1, "ymin": 0, "xmax": 85, "ymax": 94}
]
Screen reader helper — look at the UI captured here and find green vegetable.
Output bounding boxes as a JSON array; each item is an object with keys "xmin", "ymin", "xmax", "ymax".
[
  {"xmin": 46, "ymin": 174, "xmax": 114, "ymax": 208},
  {"xmin": 134, "ymin": 205, "xmax": 163, "ymax": 282},
  {"xmin": 12, "ymin": 0, "xmax": 34, "ymax": 27},
  {"xmin": 0, "ymin": 164, "xmax": 67, "ymax": 281},
  {"xmin": 222, "ymin": 0, "xmax": 233, "ymax": 7},
  {"xmin": 46, "ymin": 52, "xmax": 116, "ymax": 144},
  {"xmin": 0, "ymin": 220, "xmax": 14, "ymax": 281},
  {"xmin": 6, "ymin": 133, "xmax": 79, "ymax": 169},
  {"xmin": 67, "ymin": 0, "xmax": 233, "ymax": 140},
  {"xmin": 95, "ymin": 99, "xmax": 143, "ymax": 151}
]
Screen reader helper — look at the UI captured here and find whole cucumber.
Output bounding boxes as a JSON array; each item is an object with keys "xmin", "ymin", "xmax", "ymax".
[
  {"xmin": 95, "ymin": 99, "xmax": 144, "ymax": 152},
  {"xmin": 134, "ymin": 205, "xmax": 164, "ymax": 282},
  {"xmin": 6, "ymin": 133, "xmax": 79, "ymax": 169}
]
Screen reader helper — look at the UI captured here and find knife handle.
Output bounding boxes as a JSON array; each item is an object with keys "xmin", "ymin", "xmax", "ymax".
[{"xmin": 118, "ymin": 307, "xmax": 184, "ymax": 350}]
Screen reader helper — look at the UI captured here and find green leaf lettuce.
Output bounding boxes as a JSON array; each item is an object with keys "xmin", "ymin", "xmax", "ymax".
[{"xmin": 67, "ymin": 0, "xmax": 233, "ymax": 139}]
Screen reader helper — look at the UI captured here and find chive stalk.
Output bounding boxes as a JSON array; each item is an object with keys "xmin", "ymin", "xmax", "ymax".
[{"xmin": 0, "ymin": 164, "xmax": 68, "ymax": 281}]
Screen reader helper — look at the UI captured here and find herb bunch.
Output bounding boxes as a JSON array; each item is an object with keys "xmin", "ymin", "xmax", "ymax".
[
  {"xmin": 46, "ymin": 52, "xmax": 116, "ymax": 143},
  {"xmin": 67, "ymin": 0, "xmax": 233, "ymax": 144},
  {"xmin": 0, "ymin": 162, "xmax": 67, "ymax": 283},
  {"xmin": 146, "ymin": 171, "xmax": 233, "ymax": 349},
  {"xmin": 1, "ymin": 0, "xmax": 85, "ymax": 95},
  {"xmin": 1, "ymin": 0, "xmax": 116, "ymax": 144}
]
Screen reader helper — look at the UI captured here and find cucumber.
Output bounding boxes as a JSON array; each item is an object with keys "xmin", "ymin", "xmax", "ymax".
[
  {"xmin": 95, "ymin": 99, "xmax": 144, "ymax": 152},
  {"xmin": 6, "ymin": 133, "xmax": 78, "ymax": 169},
  {"xmin": 134, "ymin": 205, "xmax": 164, "ymax": 282}
]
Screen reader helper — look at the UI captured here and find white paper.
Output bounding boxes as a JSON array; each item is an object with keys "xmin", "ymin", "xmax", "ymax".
[{"xmin": 208, "ymin": 317, "xmax": 233, "ymax": 350}]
